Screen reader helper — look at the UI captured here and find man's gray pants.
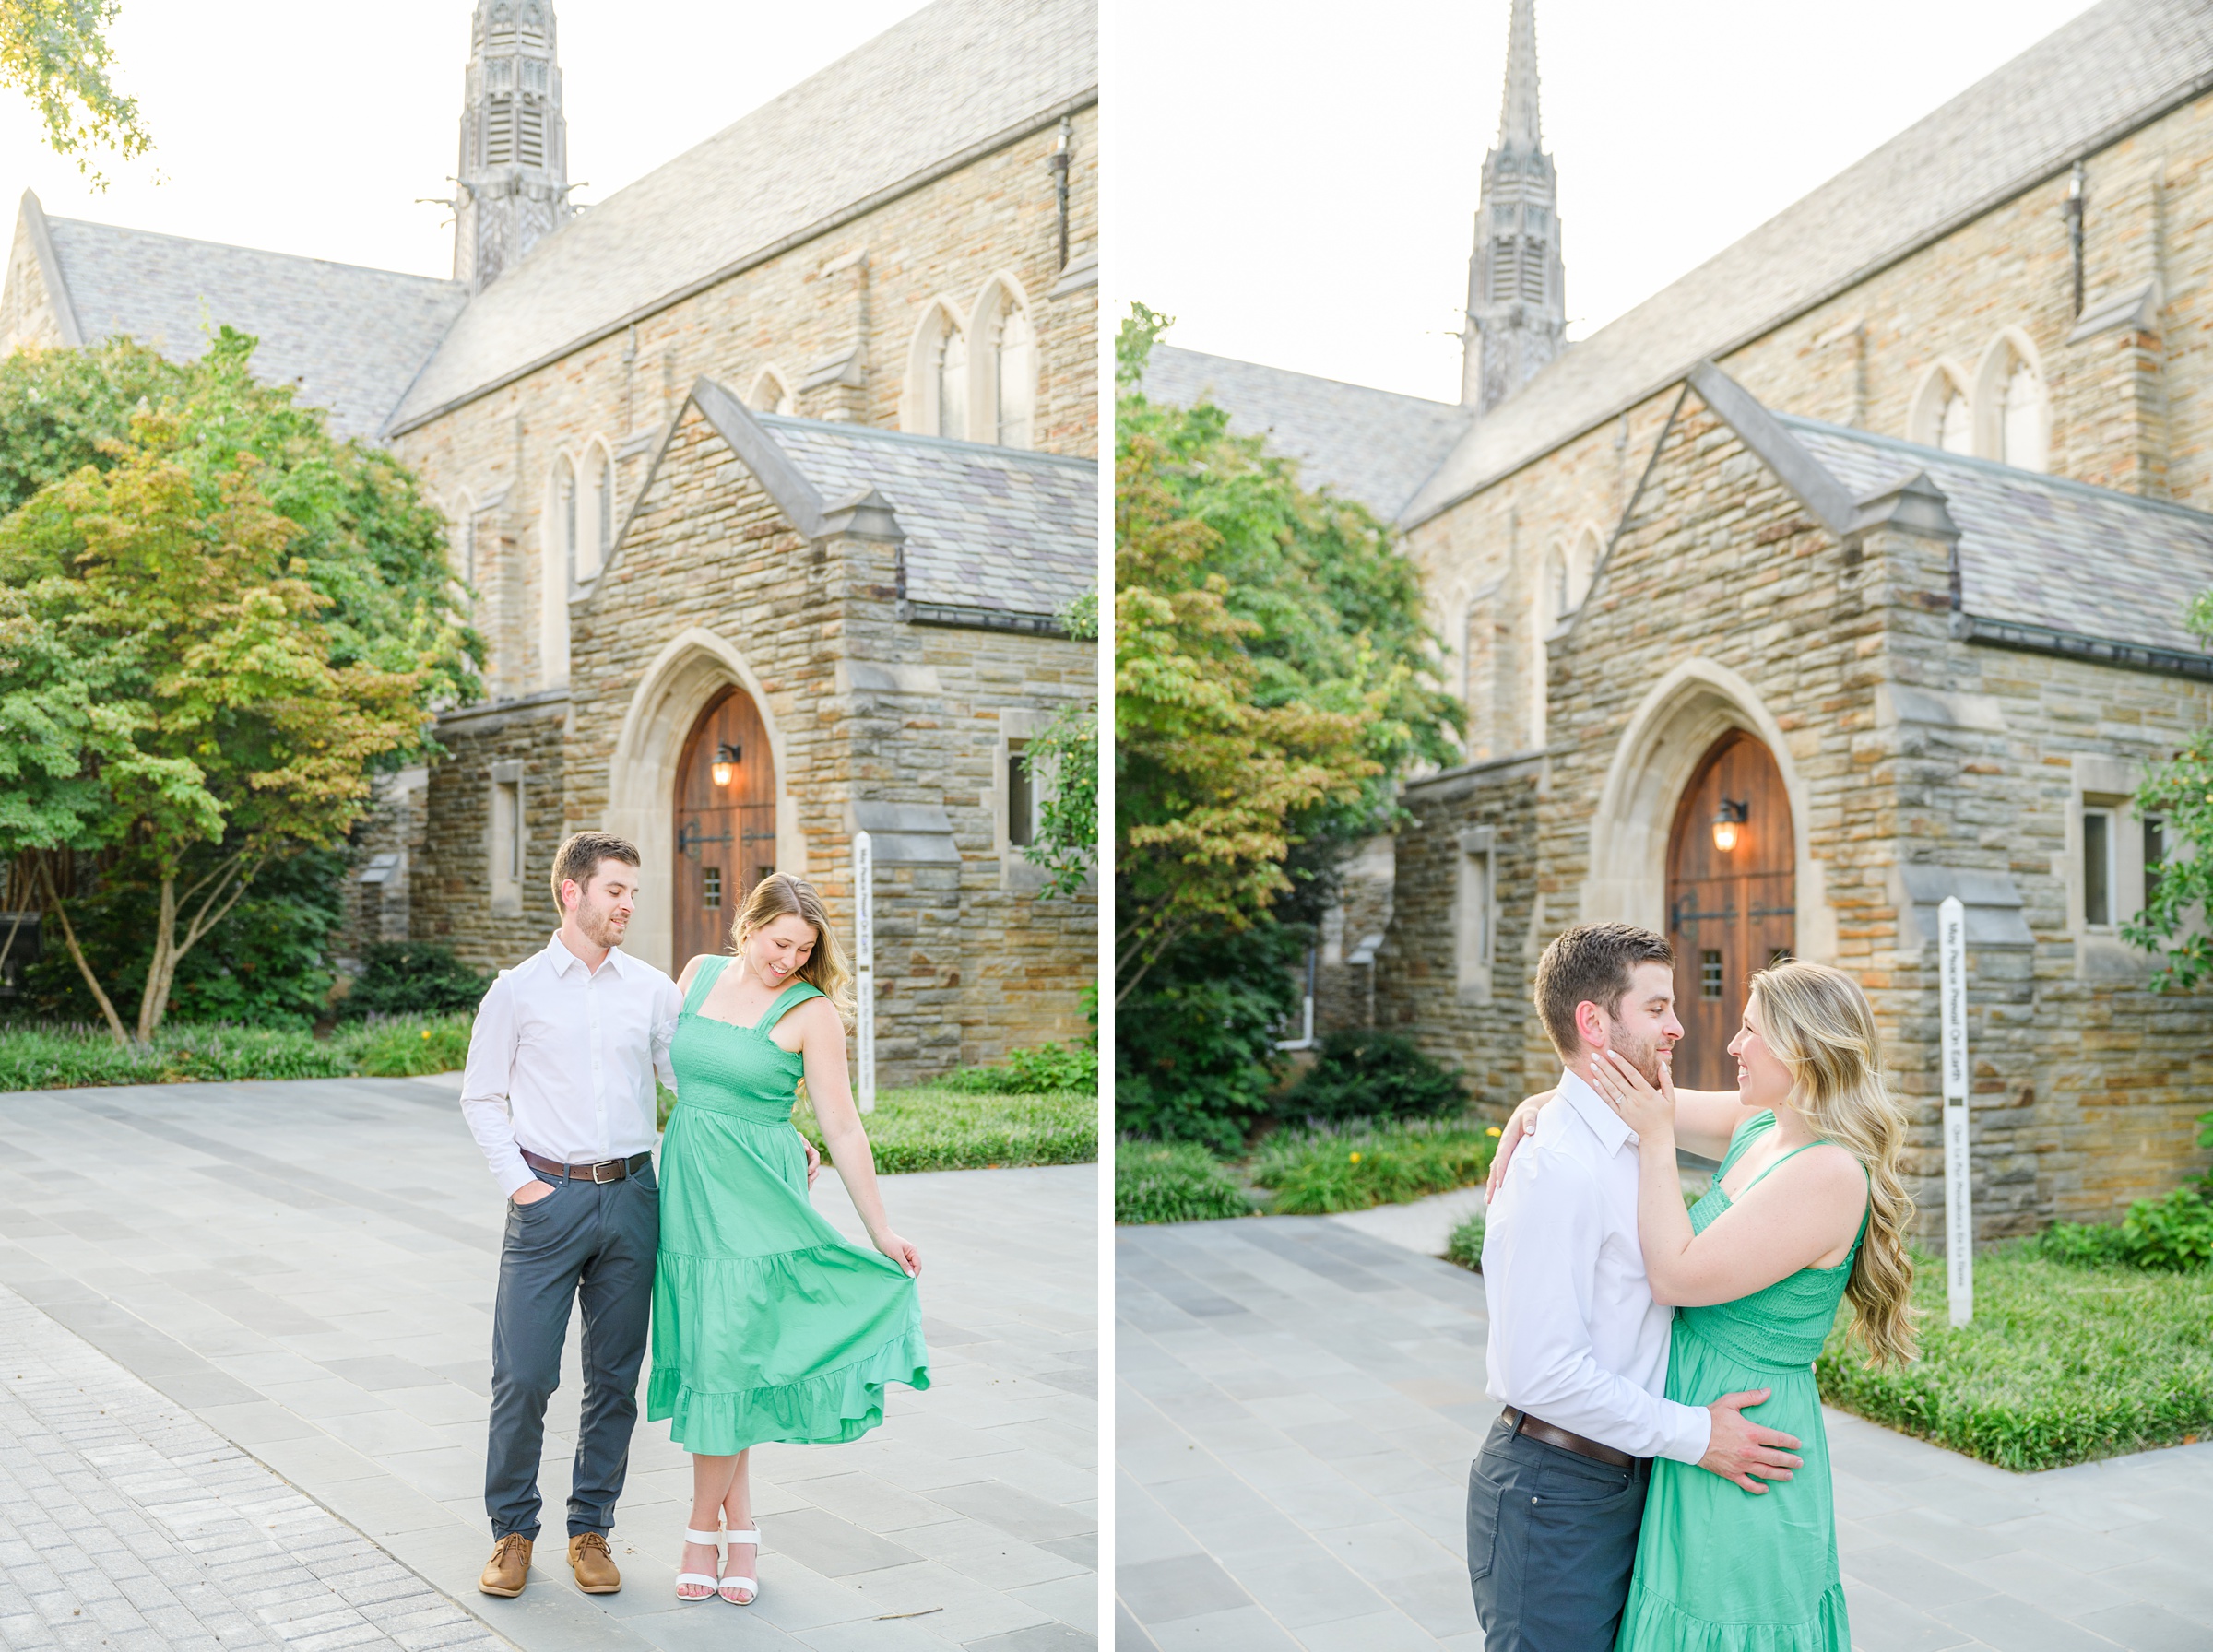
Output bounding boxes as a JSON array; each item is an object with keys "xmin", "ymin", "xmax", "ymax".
[
  {"xmin": 1467, "ymin": 1413, "xmax": 1650, "ymax": 1652},
  {"xmin": 486, "ymin": 1165, "xmax": 658, "ymax": 1541}
]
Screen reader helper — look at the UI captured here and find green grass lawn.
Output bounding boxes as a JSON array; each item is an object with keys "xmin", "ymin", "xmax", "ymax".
[
  {"xmin": 1116, "ymin": 1140, "xmax": 1254, "ymax": 1223},
  {"xmin": 1817, "ymin": 1242, "xmax": 2213, "ymax": 1471},
  {"xmin": 0, "ymin": 1014, "xmax": 473, "ymax": 1090},
  {"xmin": 1249, "ymin": 1119, "xmax": 1497, "ymax": 1214},
  {"xmin": 791, "ymin": 1084, "xmax": 1096, "ymax": 1174}
]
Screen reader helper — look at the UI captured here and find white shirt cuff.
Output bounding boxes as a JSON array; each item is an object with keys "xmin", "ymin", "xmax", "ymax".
[{"xmin": 1658, "ymin": 1398, "xmax": 1712, "ymax": 1465}]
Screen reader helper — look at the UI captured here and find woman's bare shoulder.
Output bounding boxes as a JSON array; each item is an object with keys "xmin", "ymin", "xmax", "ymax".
[{"xmin": 676, "ymin": 953, "xmax": 718, "ymax": 989}]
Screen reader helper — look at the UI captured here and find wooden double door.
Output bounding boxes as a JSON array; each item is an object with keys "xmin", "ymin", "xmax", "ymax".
[
  {"xmin": 1665, "ymin": 731, "xmax": 1794, "ymax": 1090},
  {"xmin": 674, "ymin": 687, "xmax": 777, "ymax": 965}
]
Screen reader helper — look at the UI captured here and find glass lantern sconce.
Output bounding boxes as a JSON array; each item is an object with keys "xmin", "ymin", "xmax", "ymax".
[
  {"xmin": 710, "ymin": 743, "xmax": 742, "ymax": 787},
  {"xmin": 1711, "ymin": 797, "xmax": 1749, "ymax": 855}
]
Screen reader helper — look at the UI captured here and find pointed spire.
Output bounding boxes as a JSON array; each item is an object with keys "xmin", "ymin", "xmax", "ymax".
[
  {"xmin": 1497, "ymin": 0, "xmax": 1542, "ymax": 151},
  {"xmin": 452, "ymin": 0, "xmax": 574, "ymax": 292},
  {"xmin": 1460, "ymin": 0, "xmax": 1566, "ymax": 411}
]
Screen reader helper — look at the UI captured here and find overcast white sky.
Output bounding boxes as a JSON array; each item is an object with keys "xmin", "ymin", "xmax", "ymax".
[
  {"xmin": 2, "ymin": 1, "xmax": 932, "ymax": 282},
  {"xmin": 1114, "ymin": 0, "xmax": 2096, "ymax": 402}
]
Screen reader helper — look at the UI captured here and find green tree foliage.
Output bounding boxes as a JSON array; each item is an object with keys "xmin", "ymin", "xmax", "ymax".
[
  {"xmin": 1021, "ymin": 588, "xmax": 1098, "ymax": 900},
  {"xmin": 1114, "ymin": 305, "xmax": 1461, "ymax": 1145},
  {"xmin": 1115, "ymin": 306, "xmax": 1458, "ymax": 1002},
  {"xmin": 0, "ymin": 0, "xmax": 151, "ymax": 185},
  {"xmin": 0, "ymin": 330, "xmax": 477, "ymax": 1043},
  {"xmin": 15, "ymin": 846, "xmax": 349, "ymax": 1030}
]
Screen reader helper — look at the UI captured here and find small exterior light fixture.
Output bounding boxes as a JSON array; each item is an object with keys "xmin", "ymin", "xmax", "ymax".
[
  {"xmin": 710, "ymin": 743, "xmax": 741, "ymax": 787},
  {"xmin": 1711, "ymin": 797, "xmax": 1749, "ymax": 855}
]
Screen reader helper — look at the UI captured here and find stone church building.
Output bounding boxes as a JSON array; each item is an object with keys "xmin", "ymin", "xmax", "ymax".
[
  {"xmin": 1151, "ymin": 0, "xmax": 2213, "ymax": 1233},
  {"xmin": 1, "ymin": 0, "xmax": 1099, "ymax": 1079}
]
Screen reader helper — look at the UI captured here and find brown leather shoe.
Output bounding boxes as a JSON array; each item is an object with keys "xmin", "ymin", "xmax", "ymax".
[
  {"xmin": 479, "ymin": 1533, "xmax": 531, "ymax": 1597},
  {"xmin": 568, "ymin": 1531, "xmax": 621, "ymax": 1594}
]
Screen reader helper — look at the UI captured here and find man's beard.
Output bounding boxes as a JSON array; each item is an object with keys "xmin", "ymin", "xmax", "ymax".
[
  {"xmin": 1604, "ymin": 1020, "xmax": 1666, "ymax": 1085},
  {"xmin": 574, "ymin": 894, "xmax": 627, "ymax": 949}
]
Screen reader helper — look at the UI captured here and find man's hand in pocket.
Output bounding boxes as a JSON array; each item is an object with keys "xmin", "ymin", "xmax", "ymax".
[{"xmin": 512, "ymin": 1180, "xmax": 555, "ymax": 1207}]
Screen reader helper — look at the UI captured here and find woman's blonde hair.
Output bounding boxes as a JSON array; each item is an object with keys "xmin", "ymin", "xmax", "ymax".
[
  {"xmin": 729, "ymin": 873, "xmax": 856, "ymax": 1027},
  {"xmin": 1747, "ymin": 960, "xmax": 1918, "ymax": 1368}
]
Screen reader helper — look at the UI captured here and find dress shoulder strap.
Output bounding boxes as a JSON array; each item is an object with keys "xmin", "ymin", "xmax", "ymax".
[
  {"xmin": 1740, "ymin": 1137, "xmax": 1830, "ymax": 1195},
  {"xmin": 682, "ymin": 954, "xmax": 729, "ymax": 1016},
  {"xmin": 760, "ymin": 979, "xmax": 824, "ymax": 1032},
  {"xmin": 1714, "ymin": 1110, "xmax": 1777, "ymax": 1179}
]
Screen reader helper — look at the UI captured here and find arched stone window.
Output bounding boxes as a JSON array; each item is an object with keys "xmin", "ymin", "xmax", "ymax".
[
  {"xmin": 968, "ymin": 276, "xmax": 1037, "ymax": 449},
  {"xmin": 576, "ymin": 440, "xmax": 613, "ymax": 581},
  {"xmin": 1570, "ymin": 525, "xmax": 1603, "ymax": 609},
  {"xmin": 551, "ymin": 454, "xmax": 577, "ymax": 586},
  {"xmin": 1975, "ymin": 330, "xmax": 2049, "ymax": 472},
  {"xmin": 1910, "ymin": 362, "xmax": 1975, "ymax": 454},
  {"xmin": 1542, "ymin": 544, "xmax": 1571, "ymax": 628},
  {"xmin": 901, "ymin": 301, "xmax": 969, "ymax": 439},
  {"xmin": 747, "ymin": 367, "xmax": 796, "ymax": 416}
]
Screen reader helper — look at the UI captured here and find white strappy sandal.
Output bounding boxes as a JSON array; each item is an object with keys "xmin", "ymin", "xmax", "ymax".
[
  {"xmin": 675, "ymin": 1528, "xmax": 726, "ymax": 1602},
  {"xmin": 716, "ymin": 1527, "xmax": 761, "ymax": 1606}
]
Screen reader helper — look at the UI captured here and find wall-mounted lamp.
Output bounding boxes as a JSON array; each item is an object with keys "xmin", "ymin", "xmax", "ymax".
[
  {"xmin": 710, "ymin": 743, "xmax": 741, "ymax": 787},
  {"xmin": 1711, "ymin": 798, "xmax": 1749, "ymax": 855}
]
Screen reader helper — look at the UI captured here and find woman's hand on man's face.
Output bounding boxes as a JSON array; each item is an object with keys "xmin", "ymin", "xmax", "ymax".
[{"xmin": 1590, "ymin": 1046, "xmax": 1675, "ymax": 1141}]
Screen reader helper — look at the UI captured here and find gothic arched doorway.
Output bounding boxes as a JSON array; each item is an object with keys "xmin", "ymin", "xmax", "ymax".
[
  {"xmin": 1665, "ymin": 730, "xmax": 1794, "ymax": 1091},
  {"xmin": 673, "ymin": 686, "xmax": 777, "ymax": 965}
]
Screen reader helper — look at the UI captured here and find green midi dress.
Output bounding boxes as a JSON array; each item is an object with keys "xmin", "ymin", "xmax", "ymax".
[
  {"xmin": 646, "ymin": 958, "xmax": 929, "ymax": 1454},
  {"xmin": 1616, "ymin": 1112, "xmax": 1865, "ymax": 1652}
]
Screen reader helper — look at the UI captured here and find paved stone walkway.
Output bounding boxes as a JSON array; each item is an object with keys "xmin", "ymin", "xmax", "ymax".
[
  {"xmin": 0, "ymin": 1075, "xmax": 1096, "ymax": 1652},
  {"xmin": 1115, "ymin": 1217, "xmax": 2213, "ymax": 1652},
  {"xmin": 0, "ymin": 1280, "xmax": 503, "ymax": 1652}
]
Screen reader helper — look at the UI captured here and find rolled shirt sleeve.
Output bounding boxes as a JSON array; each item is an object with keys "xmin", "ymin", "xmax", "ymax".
[
  {"xmin": 652, "ymin": 975, "xmax": 681, "ymax": 1098},
  {"xmin": 459, "ymin": 974, "xmax": 536, "ymax": 1199},
  {"xmin": 1485, "ymin": 1158, "xmax": 1713, "ymax": 1466}
]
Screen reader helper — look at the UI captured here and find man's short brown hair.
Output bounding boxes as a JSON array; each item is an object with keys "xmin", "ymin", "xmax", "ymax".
[
  {"xmin": 550, "ymin": 831, "xmax": 640, "ymax": 912},
  {"xmin": 1534, "ymin": 922, "xmax": 1674, "ymax": 1057}
]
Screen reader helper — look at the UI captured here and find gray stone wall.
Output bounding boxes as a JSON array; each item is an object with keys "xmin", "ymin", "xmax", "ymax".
[
  {"xmin": 411, "ymin": 695, "xmax": 572, "ymax": 972},
  {"xmin": 1392, "ymin": 388, "xmax": 2213, "ymax": 1237},
  {"xmin": 554, "ymin": 399, "xmax": 1095, "ymax": 1082}
]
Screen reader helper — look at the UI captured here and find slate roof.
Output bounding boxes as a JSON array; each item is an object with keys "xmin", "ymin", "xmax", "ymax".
[
  {"xmin": 40, "ymin": 216, "xmax": 467, "ymax": 441},
  {"xmin": 1142, "ymin": 345, "xmax": 1472, "ymax": 519},
  {"xmin": 388, "ymin": 0, "xmax": 1095, "ymax": 433},
  {"xmin": 763, "ymin": 415, "xmax": 1095, "ymax": 618},
  {"xmin": 1404, "ymin": 0, "xmax": 2213, "ymax": 525},
  {"xmin": 1778, "ymin": 415, "xmax": 2213, "ymax": 655}
]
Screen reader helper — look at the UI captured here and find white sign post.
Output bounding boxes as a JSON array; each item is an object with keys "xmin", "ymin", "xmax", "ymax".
[
  {"xmin": 1937, "ymin": 893, "xmax": 1973, "ymax": 1327},
  {"xmin": 854, "ymin": 831, "xmax": 876, "ymax": 1115}
]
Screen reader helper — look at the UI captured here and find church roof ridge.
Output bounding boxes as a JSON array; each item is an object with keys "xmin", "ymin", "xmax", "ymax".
[
  {"xmin": 388, "ymin": 0, "xmax": 1095, "ymax": 435},
  {"xmin": 1405, "ymin": 0, "xmax": 2213, "ymax": 526},
  {"xmin": 30, "ymin": 210, "xmax": 468, "ymax": 441},
  {"xmin": 1141, "ymin": 344, "xmax": 1473, "ymax": 518},
  {"xmin": 755, "ymin": 410, "xmax": 1099, "ymax": 473}
]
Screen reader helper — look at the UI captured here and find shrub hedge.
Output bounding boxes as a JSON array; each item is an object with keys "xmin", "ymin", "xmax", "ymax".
[
  {"xmin": 1250, "ymin": 1120, "xmax": 1496, "ymax": 1215},
  {"xmin": 1445, "ymin": 1212, "xmax": 1485, "ymax": 1272},
  {"xmin": 0, "ymin": 1014, "xmax": 473, "ymax": 1090},
  {"xmin": 1116, "ymin": 1140, "xmax": 1253, "ymax": 1224},
  {"xmin": 1275, "ymin": 1031, "xmax": 1467, "ymax": 1123},
  {"xmin": 339, "ymin": 943, "xmax": 491, "ymax": 1020},
  {"xmin": 1817, "ymin": 1242, "xmax": 2213, "ymax": 1470},
  {"xmin": 788, "ymin": 1084, "xmax": 1096, "ymax": 1174},
  {"xmin": 939, "ymin": 1041, "xmax": 1099, "ymax": 1096}
]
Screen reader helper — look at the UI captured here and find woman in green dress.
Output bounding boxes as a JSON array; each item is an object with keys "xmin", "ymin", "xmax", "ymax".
[
  {"xmin": 1586, "ymin": 961, "xmax": 1916, "ymax": 1652},
  {"xmin": 650, "ymin": 874, "xmax": 929, "ymax": 1607}
]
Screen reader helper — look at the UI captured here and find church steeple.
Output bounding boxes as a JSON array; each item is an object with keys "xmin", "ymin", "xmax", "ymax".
[
  {"xmin": 1460, "ymin": 0, "xmax": 1566, "ymax": 411},
  {"xmin": 453, "ymin": 0, "xmax": 574, "ymax": 292}
]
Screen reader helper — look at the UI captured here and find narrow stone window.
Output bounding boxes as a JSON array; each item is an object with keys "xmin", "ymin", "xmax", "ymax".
[
  {"xmin": 994, "ymin": 297, "xmax": 1037, "ymax": 450},
  {"xmin": 702, "ymin": 867, "xmax": 722, "ymax": 909},
  {"xmin": 2000, "ymin": 358, "xmax": 2048, "ymax": 471},
  {"xmin": 1008, "ymin": 745, "xmax": 1036, "ymax": 848},
  {"xmin": 2084, "ymin": 808, "xmax": 2114, "ymax": 927},
  {"xmin": 2144, "ymin": 816, "xmax": 2167, "ymax": 909},
  {"xmin": 1455, "ymin": 845, "xmax": 1495, "ymax": 993},
  {"xmin": 492, "ymin": 778, "xmax": 523, "ymax": 897},
  {"xmin": 935, "ymin": 323, "xmax": 967, "ymax": 441},
  {"xmin": 552, "ymin": 455, "xmax": 576, "ymax": 588},
  {"xmin": 1937, "ymin": 386, "xmax": 1974, "ymax": 454},
  {"xmin": 1700, "ymin": 950, "xmax": 1724, "ymax": 999}
]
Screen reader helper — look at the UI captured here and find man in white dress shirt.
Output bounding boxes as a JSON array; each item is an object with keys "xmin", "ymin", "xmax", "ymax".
[
  {"xmin": 461, "ymin": 832, "xmax": 680, "ymax": 1601},
  {"xmin": 1468, "ymin": 923, "xmax": 1803, "ymax": 1651}
]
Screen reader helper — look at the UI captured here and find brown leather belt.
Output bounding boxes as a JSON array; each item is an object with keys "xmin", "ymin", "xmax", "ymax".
[
  {"xmin": 521, "ymin": 1148, "xmax": 652, "ymax": 1184},
  {"xmin": 1499, "ymin": 1405, "xmax": 1641, "ymax": 1470}
]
